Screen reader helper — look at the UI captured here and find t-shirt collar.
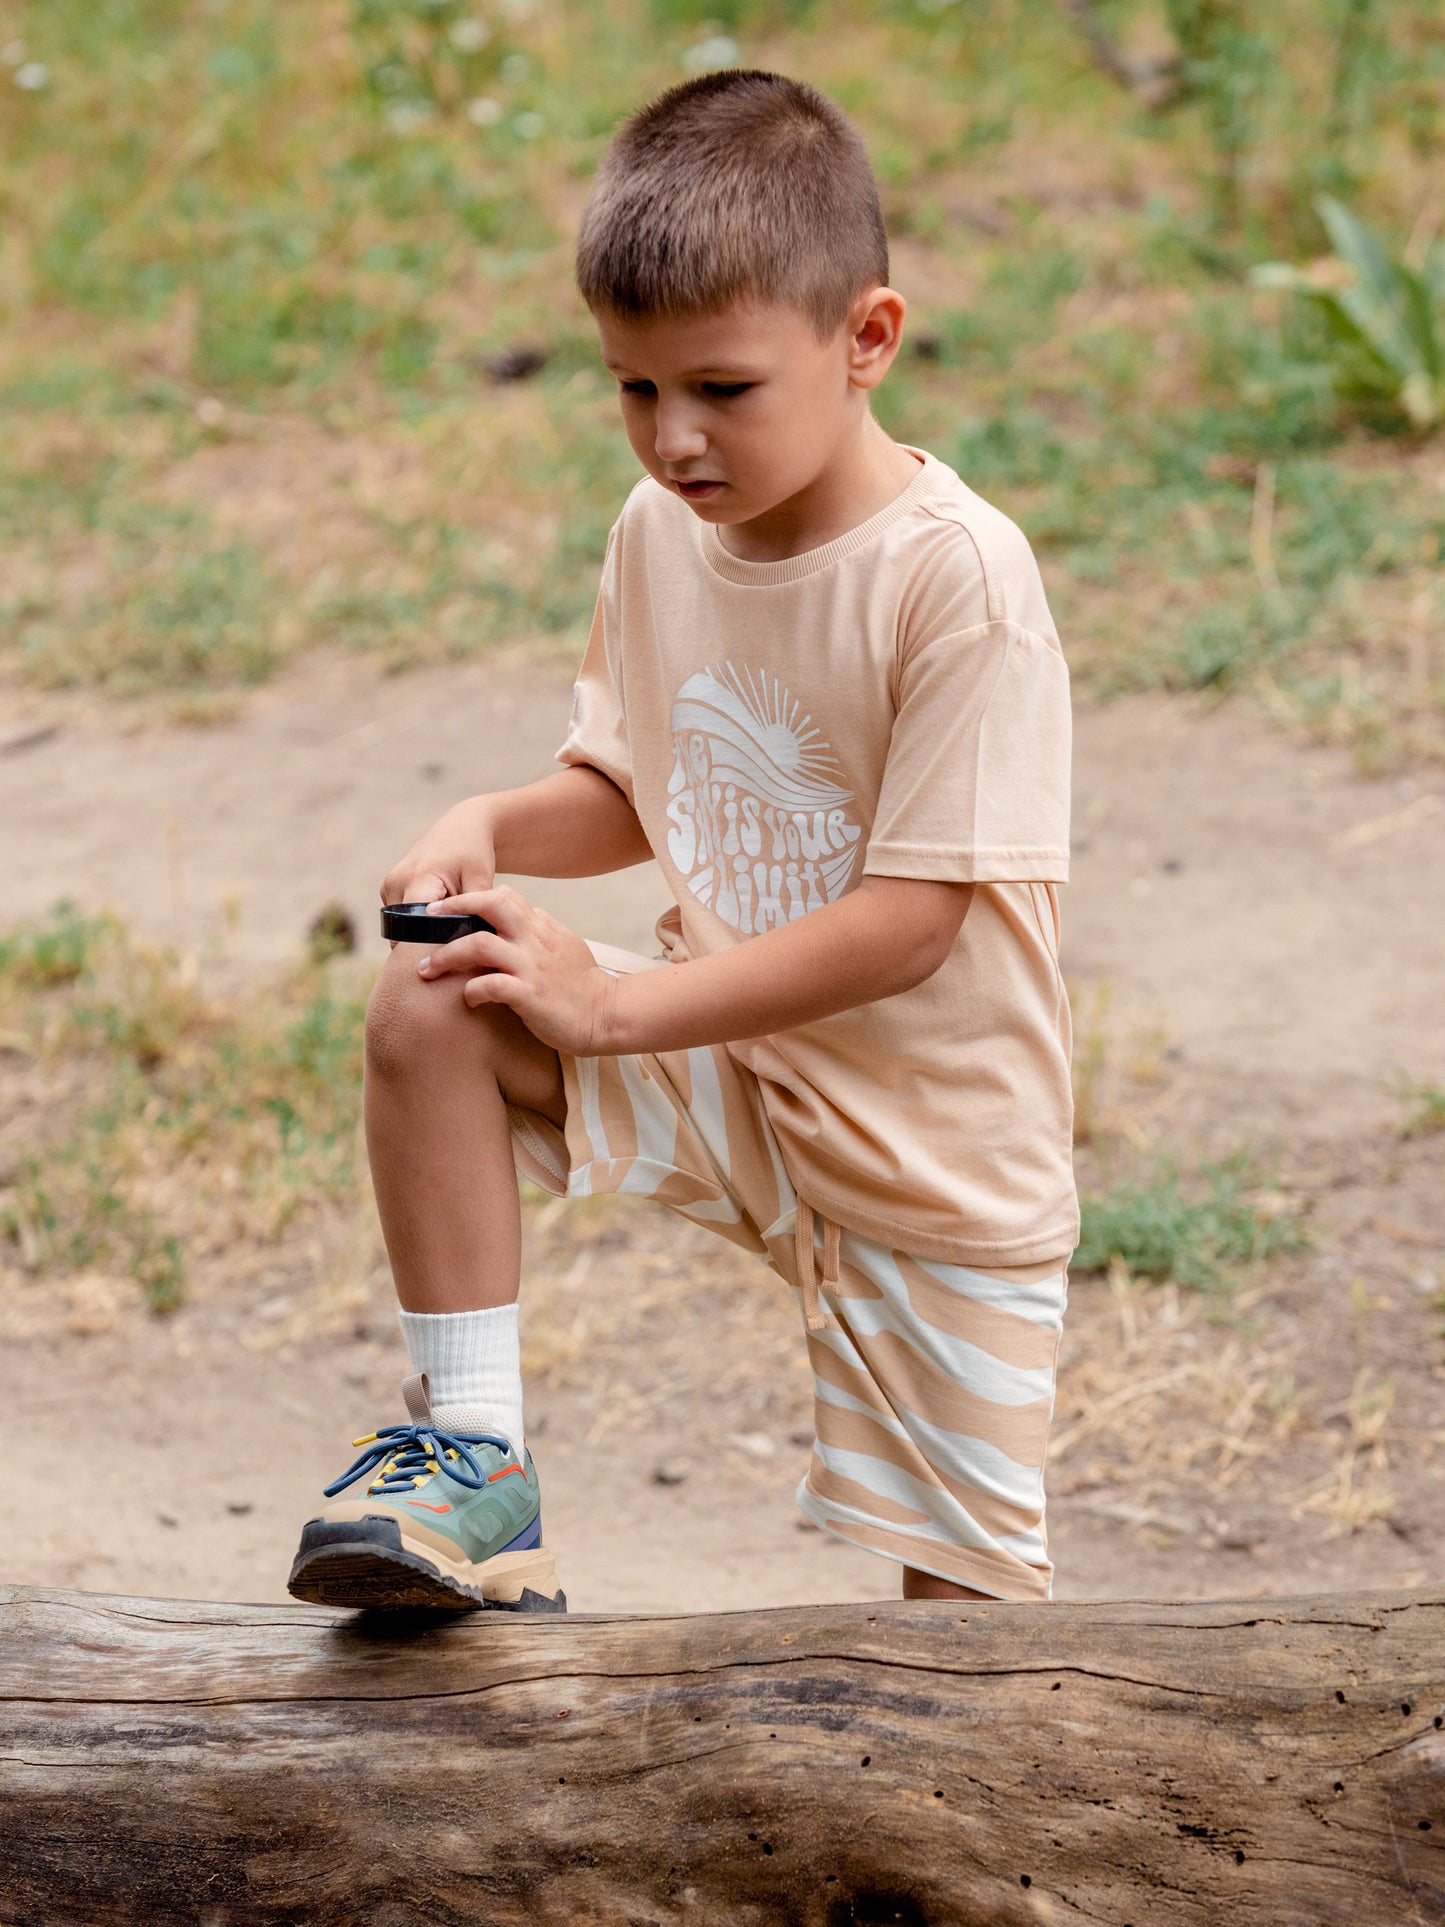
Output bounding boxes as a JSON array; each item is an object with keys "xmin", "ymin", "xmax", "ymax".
[{"xmin": 698, "ymin": 445, "xmax": 938, "ymax": 587}]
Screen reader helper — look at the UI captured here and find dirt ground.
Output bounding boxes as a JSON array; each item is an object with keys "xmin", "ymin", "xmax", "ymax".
[{"xmin": 3, "ymin": 656, "xmax": 1443, "ymax": 1613}]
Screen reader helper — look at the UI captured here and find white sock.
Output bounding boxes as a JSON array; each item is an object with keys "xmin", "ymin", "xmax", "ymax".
[{"xmin": 397, "ymin": 1304, "xmax": 524, "ymax": 1457}]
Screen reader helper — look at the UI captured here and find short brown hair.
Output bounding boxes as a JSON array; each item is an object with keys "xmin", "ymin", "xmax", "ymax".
[{"xmin": 575, "ymin": 70, "xmax": 889, "ymax": 339}]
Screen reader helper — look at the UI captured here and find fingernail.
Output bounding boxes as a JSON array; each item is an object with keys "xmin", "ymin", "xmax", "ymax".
[{"xmin": 418, "ymin": 956, "xmax": 433, "ymax": 975}]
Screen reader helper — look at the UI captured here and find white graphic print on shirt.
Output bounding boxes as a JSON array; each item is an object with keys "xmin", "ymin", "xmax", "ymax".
[{"xmin": 664, "ymin": 662, "xmax": 862, "ymax": 934}]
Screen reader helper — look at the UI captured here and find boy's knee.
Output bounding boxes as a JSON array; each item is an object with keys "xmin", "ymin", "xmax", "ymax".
[{"xmin": 365, "ymin": 950, "xmax": 484, "ymax": 1083}]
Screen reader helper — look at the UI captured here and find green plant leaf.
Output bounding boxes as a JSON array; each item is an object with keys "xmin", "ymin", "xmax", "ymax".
[
  {"xmin": 1317, "ymin": 196, "xmax": 1397, "ymax": 312},
  {"xmin": 1315, "ymin": 195, "xmax": 1422, "ymax": 383},
  {"xmin": 1397, "ymin": 262, "xmax": 1443, "ymax": 380}
]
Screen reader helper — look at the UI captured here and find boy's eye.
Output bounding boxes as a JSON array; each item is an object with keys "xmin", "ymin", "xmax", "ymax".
[
  {"xmin": 618, "ymin": 380, "xmax": 655, "ymax": 396},
  {"xmin": 702, "ymin": 382, "xmax": 753, "ymax": 399}
]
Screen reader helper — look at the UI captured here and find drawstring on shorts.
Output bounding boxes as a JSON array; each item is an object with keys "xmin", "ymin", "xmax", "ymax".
[{"xmin": 794, "ymin": 1197, "xmax": 840, "ymax": 1333}]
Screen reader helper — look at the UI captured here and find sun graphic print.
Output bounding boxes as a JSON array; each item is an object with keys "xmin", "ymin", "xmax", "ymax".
[{"xmin": 664, "ymin": 662, "xmax": 863, "ymax": 935}]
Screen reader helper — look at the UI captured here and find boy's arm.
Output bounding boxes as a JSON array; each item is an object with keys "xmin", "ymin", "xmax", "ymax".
[
  {"xmin": 382, "ymin": 765, "xmax": 652, "ymax": 907},
  {"xmin": 602, "ymin": 875, "xmax": 975, "ymax": 1052},
  {"xmin": 419, "ymin": 874, "xmax": 975, "ymax": 1055}
]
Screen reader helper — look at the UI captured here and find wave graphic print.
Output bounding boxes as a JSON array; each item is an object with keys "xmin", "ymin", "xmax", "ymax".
[{"xmin": 665, "ymin": 662, "xmax": 862, "ymax": 934}]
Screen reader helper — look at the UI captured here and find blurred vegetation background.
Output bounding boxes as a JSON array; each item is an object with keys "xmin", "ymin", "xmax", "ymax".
[
  {"xmin": 1, "ymin": 0, "xmax": 1442, "ymax": 761},
  {"xmin": 4, "ymin": 0, "xmax": 1445, "ymax": 1323}
]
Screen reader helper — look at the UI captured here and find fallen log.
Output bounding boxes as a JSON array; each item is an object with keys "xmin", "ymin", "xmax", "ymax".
[{"xmin": 1, "ymin": 1582, "xmax": 1442, "ymax": 1926}]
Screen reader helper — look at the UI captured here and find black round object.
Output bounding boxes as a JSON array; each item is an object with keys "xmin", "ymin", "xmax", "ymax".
[{"xmin": 381, "ymin": 903, "xmax": 497, "ymax": 945}]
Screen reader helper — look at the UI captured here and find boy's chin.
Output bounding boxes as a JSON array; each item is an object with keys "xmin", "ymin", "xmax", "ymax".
[{"xmin": 671, "ymin": 488, "xmax": 770, "ymax": 526}]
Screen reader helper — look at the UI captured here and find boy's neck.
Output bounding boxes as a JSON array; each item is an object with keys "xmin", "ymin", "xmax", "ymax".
[{"xmin": 714, "ymin": 418, "xmax": 923, "ymax": 565}]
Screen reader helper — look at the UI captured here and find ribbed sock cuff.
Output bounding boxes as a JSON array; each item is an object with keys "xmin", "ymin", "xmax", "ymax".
[{"xmin": 397, "ymin": 1304, "xmax": 524, "ymax": 1456}]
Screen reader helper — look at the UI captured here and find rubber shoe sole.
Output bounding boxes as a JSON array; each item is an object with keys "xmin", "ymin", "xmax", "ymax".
[{"xmin": 287, "ymin": 1514, "xmax": 566, "ymax": 1613}]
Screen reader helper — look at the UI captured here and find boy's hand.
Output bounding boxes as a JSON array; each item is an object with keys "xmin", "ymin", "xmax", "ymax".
[
  {"xmin": 380, "ymin": 798, "xmax": 499, "ymax": 910},
  {"xmin": 379, "ymin": 768, "xmax": 652, "ymax": 912},
  {"xmin": 416, "ymin": 886, "xmax": 619, "ymax": 1057}
]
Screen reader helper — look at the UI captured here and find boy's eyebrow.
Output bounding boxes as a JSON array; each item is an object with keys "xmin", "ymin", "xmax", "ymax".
[{"xmin": 600, "ymin": 357, "xmax": 764, "ymax": 379}]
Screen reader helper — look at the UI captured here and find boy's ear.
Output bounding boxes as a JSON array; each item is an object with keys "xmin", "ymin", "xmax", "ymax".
[{"xmin": 846, "ymin": 285, "xmax": 907, "ymax": 391}]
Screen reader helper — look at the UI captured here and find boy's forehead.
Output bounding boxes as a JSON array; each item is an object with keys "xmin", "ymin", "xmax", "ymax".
[{"xmin": 595, "ymin": 300, "xmax": 823, "ymax": 372}]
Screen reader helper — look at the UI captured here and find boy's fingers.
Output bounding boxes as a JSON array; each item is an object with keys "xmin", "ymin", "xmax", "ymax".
[
  {"xmin": 429, "ymin": 886, "xmax": 511, "ymax": 911},
  {"xmin": 430, "ymin": 885, "xmax": 530, "ymax": 935},
  {"xmin": 417, "ymin": 930, "xmax": 506, "ymax": 977},
  {"xmin": 385, "ymin": 870, "xmax": 451, "ymax": 907},
  {"xmin": 427, "ymin": 878, "xmax": 497, "ymax": 905},
  {"xmin": 463, "ymin": 970, "xmax": 520, "ymax": 1011}
]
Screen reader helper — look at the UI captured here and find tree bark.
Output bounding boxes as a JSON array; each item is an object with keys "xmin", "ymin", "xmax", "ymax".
[{"xmin": 2, "ymin": 1582, "xmax": 1442, "ymax": 1925}]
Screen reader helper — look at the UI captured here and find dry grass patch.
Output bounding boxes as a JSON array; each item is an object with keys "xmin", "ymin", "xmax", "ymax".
[{"xmin": 0, "ymin": 907, "xmax": 369, "ymax": 1320}]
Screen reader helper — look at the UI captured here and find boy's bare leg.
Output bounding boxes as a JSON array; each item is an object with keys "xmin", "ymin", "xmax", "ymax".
[
  {"xmin": 363, "ymin": 946, "xmax": 566, "ymax": 1313},
  {"xmin": 285, "ymin": 950, "xmax": 567, "ymax": 1613},
  {"xmin": 903, "ymin": 1568, "xmax": 995, "ymax": 1602}
]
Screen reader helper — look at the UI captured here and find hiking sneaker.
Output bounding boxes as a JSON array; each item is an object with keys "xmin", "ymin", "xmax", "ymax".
[{"xmin": 287, "ymin": 1372, "xmax": 565, "ymax": 1613}]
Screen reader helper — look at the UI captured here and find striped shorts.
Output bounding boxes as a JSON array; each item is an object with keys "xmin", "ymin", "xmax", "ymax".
[{"xmin": 508, "ymin": 944, "xmax": 1070, "ymax": 1602}]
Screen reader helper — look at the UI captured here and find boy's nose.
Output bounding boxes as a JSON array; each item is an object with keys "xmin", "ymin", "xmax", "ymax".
[{"xmin": 653, "ymin": 401, "xmax": 707, "ymax": 465}]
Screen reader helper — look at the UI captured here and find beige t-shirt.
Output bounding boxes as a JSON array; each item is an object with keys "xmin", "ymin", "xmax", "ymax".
[{"xmin": 557, "ymin": 445, "xmax": 1077, "ymax": 1268}]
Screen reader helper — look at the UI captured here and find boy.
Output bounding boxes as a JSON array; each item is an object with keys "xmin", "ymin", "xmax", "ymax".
[{"xmin": 287, "ymin": 69, "xmax": 1076, "ymax": 1615}]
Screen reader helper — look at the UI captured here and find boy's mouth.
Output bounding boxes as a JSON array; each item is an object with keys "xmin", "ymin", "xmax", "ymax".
[{"xmin": 675, "ymin": 479, "xmax": 724, "ymax": 500}]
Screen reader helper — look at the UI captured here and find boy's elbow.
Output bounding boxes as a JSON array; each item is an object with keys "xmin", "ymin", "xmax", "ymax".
[
  {"xmin": 867, "ymin": 923, "xmax": 955, "ymax": 999},
  {"xmin": 897, "ymin": 930, "xmax": 954, "ymax": 991},
  {"xmin": 858, "ymin": 878, "xmax": 973, "ymax": 992},
  {"xmin": 901, "ymin": 882, "xmax": 978, "ymax": 986}
]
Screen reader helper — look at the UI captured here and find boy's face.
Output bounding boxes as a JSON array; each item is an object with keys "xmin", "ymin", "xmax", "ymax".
[{"xmin": 595, "ymin": 293, "xmax": 898, "ymax": 531}]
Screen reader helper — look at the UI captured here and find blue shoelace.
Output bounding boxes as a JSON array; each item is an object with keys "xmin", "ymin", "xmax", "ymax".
[{"xmin": 323, "ymin": 1421, "xmax": 514, "ymax": 1500}]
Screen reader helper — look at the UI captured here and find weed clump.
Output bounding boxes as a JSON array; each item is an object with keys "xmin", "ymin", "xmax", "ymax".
[
  {"xmin": 1075, "ymin": 1158, "xmax": 1301, "ymax": 1290},
  {"xmin": 0, "ymin": 906, "xmax": 367, "ymax": 1315},
  {"xmin": 1399, "ymin": 1083, "xmax": 1445, "ymax": 1140},
  {"xmin": 1254, "ymin": 198, "xmax": 1445, "ymax": 433},
  {"xmin": 0, "ymin": 903, "xmax": 112, "ymax": 990}
]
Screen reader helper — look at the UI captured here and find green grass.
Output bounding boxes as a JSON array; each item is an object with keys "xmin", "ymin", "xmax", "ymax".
[
  {"xmin": 1399, "ymin": 1082, "xmax": 1445, "ymax": 1140},
  {"xmin": 1, "ymin": 0, "xmax": 1442, "ymax": 755},
  {"xmin": 1075, "ymin": 1156, "xmax": 1302, "ymax": 1290},
  {"xmin": 0, "ymin": 906, "xmax": 368, "ymax": 1311}
]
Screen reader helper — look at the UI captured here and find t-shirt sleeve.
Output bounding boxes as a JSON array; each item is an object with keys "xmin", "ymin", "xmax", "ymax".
[
  {"xmin": 863, "ymin": 620, "xmax": 1071, "ymax": 884},
  {"xmin": 554, "ymin": 525, "xmax": 634, "ymax": 806}
]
